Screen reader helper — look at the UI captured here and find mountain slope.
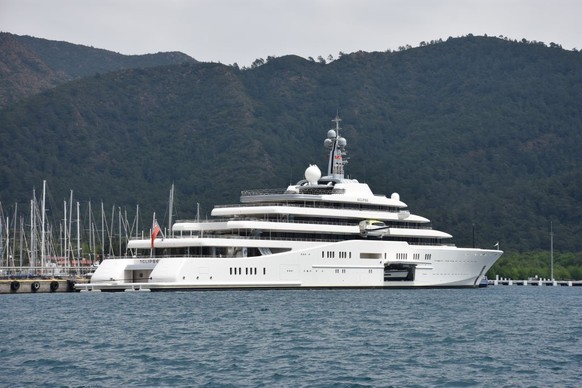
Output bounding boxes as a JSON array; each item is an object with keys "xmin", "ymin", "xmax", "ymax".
[
  {"xmin": 0, "ymin": 32, "xmax": 197, "ymax": 107},
  {"xmin": 0, "ymin": 33, "xmax": 69, "ymax": 107},
  {"xmin": 0, "ymin": 35, "xmax": 581, "ymax": 252}
]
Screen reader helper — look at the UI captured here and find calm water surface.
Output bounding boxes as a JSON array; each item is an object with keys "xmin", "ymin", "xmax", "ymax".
[{"xmin": 1, "ymin": 287, "xmax": 581, "ymax": 387}]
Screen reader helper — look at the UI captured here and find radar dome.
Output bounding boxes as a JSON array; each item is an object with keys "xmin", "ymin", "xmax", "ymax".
[
  {"xmin": 338, "ymin": 137, "xmax": 347, "ymax": 147},
  {"xmin": 305, "ymin": 164, "xmax": 321, "ymax": 185},
  {"xmin": 327, "ymin": 129, "xmax": 336, "ymax": 139},
  {"xmin": 391, "ymin": 193, "xmax": 400, "ymax": 201},
  {"xmin": 324, "ymin": 138, "xmax": 333, "ymax": 148}
]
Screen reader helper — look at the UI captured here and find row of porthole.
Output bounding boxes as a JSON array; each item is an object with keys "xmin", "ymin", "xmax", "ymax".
[
  {"xmin": 229, "ymin": 267, "xmax": 267, "ymax": 275},
  {"xmin": 398, "ymin": 253, "xmax": 433, "ymax": 260},
  {"xmin": 322, "ymin": 251, "xmax": 352, "ymax": 259}
]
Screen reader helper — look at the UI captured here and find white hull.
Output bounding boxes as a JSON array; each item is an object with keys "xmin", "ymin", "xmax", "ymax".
[{"xmin": 78, "ymin": 240, "xmax": 501, "ymax": 291}]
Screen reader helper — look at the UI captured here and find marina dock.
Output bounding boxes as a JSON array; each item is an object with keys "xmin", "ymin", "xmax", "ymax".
[
  {"xmin": 0, "ymin": 278, "xmax": 88, "ymax": 294},
  {"xmin": 489, "ymin": 276, "xmax": 582, "ymax": 287}
]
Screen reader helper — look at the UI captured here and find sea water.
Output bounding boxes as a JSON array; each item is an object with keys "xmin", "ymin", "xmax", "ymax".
[{"xmin": 1, "ymin": 287, "xmax": 580, "ymax": 387}]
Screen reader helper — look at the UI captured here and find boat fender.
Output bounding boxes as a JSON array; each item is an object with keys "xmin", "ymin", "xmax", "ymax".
[
  {"xmin": 67, "ymin": 280, "xmax": 76, "ymax": 292},
  {"xmin": 50, "ymin": 281, "xmax": 59, "ymax": 292},
  {"xmin": 10, "ymin": 281, "xmax": 20, "ymax": 292},
  {"xmin": 31, "ymin": 281, "xmax": 41, "ymax": 292}
]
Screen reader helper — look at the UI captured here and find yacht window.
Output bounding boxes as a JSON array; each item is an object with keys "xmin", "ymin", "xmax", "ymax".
[{"xmin": 360, "ymin": 253, "xmax": 382, "ymax": 259}]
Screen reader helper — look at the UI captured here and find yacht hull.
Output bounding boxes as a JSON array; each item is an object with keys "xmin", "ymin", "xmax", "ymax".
[{"xmin": 78, "ymin": 240, "xmax": 502, "ymax": 291}]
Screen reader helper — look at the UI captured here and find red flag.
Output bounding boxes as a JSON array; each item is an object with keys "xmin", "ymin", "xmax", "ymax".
[{"xmin": 151, "ymin": 220, "xmax": 162, "ymax": 249}]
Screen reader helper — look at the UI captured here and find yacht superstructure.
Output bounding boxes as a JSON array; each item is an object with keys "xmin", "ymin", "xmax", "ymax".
[{"xmin": 78, "ymin": 116, "xmax": 502, "ymax": 291}]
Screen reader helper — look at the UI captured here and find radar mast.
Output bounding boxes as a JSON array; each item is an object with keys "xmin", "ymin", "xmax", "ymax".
[{"xmin": 324, "ymin": 114, "xmax": 348, "ymax": 179}]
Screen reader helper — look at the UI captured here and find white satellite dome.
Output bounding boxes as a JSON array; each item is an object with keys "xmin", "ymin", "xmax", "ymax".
[
  {"xmin": 337, "ymin": 137, "xmax": 347, "ymax": 147},
  {"xmin": 305, "ymin": 164, "xmax": 322, "ymax": 185},
  {"xmin": 327, "ymin": 129, "xmax": 336, "ymax": 139},
  {"xmin": 391, "ymin": 192, "xmax": 400, "ymax": 201}
]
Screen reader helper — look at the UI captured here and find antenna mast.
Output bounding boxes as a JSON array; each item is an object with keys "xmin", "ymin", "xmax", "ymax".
[{"xmin": 324, "ymin": 114, "xmax": 348, "ymax": 178}]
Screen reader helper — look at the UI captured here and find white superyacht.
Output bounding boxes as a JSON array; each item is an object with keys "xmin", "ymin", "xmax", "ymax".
[{"xmin": 79, "ymin": 116, "xmax": 502, "ymax": 291}]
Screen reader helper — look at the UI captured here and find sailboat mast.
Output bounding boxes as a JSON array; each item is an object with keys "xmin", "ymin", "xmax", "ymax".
[
  {"xmin": 63, "ymin": 201, "xmax": 71, "ymax": 267},
  {"xmin": 88, "ymin": 201, "xmax": 93, "ymax": 264},
  {"xmin": 169, "ymin": 184, "xmax": 174, "ymax": 238},
  {"xmin": 0, "ymin": 215, "xmax": 4, "ymax": 268},
  {"xmin": 109, "ymin": 205, "xmax": 115, "ymax": 256},
  {"xmin": 41, "ymin": 180, "xmax": 46, "ymax": 271},
  {"xmin": 118, "ymin": 207, "xmax": 122, "ymax": 256},
  {"xmin": 135, "ymin": 204, "xmax": 139, "ymax": 240},
  {"xmin": 19, "ymin": 216, "xmax": 24, "ymax": 268},
  {"xmin": 76, "ymin": 201, "xmax": 80, "ymax": 273},
  {"xmin": 30, "ymin": 194, "xmax": 35, "ymax": 269},
  {"xmin": 12, "ymin": 202, "xmax": 18, "ymax": 267},
  {"xmin": 101, "ymin": 202, "xmax": 105, "ymax": 261},
  {"xmin": 68, "ymin": 190, "xmax": 73, "ymax": 265},
  {"xmin": 550, "ymin": 222, "xmax": 554, "ymax": 281},
  {"xmin": 64, "ymin": 200, "xmax": 68, "ymax": 268},
  {"xmin": 3, "ymin": 216, "xmax": 8, "ymax": 268}
]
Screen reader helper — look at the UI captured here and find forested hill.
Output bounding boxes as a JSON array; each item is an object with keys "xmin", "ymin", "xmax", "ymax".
[
  {"xmin": 0, "ymin": 32, "xmax": 196, "ymax": 107},
  {"xmin": 0, "ymin": 35, "xmax": 581, "ymax": 253}
]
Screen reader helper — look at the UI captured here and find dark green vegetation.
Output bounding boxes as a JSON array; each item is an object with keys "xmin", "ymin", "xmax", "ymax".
[
  {"xmin": 1, "ymin": 33, "xmax": 581, "ymax": 278},
  {"xmin": 489, "ymin": 251, "xmax": 582, "ymax": 281}
]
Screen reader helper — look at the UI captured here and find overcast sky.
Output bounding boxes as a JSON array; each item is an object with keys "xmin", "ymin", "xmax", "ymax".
[{"xmin": 1, "ymin": 0, "xmax": 581, "ymax": 66}]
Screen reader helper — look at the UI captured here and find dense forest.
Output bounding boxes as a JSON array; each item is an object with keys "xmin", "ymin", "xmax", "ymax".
[
  {"xmin": 489, "ymin": 251, "xmax": 582, "ymax": 281},
  {"xmin": 1, "ymin": 33, "xmax": 581, "ymax": 278}
]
